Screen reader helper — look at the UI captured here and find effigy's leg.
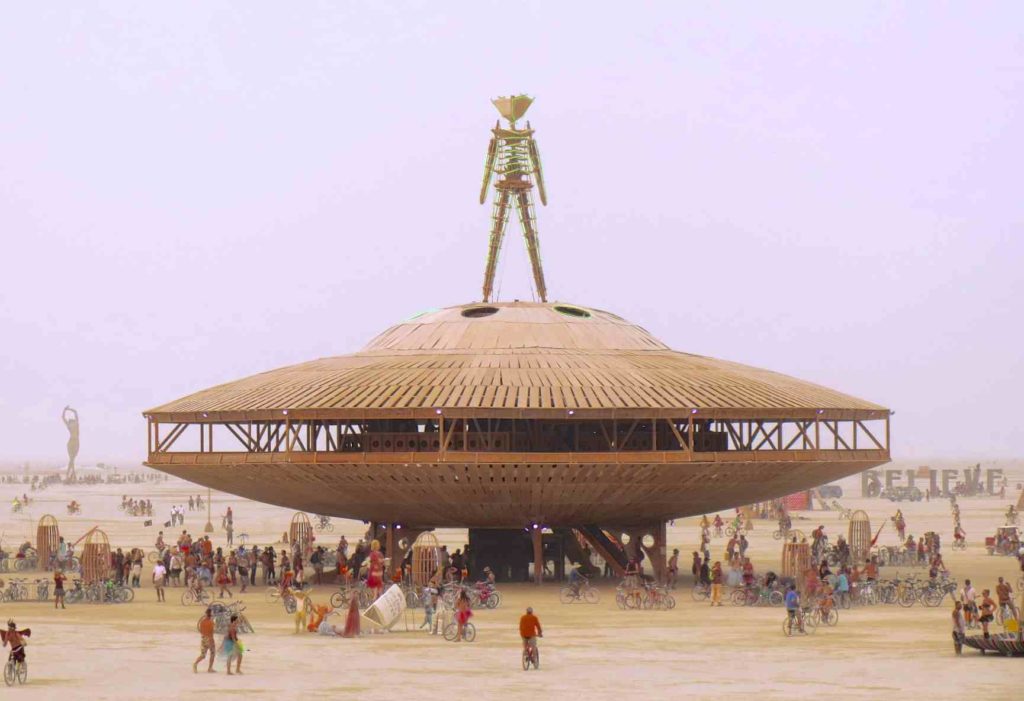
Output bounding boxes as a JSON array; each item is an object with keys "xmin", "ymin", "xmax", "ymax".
[
  {"xmin": 482, "ymin": 189, "xmax": 512, "ymax": 302},
  {"xmin": 515, "ymin": 190, "xmax": 547, "ymax": 302}
]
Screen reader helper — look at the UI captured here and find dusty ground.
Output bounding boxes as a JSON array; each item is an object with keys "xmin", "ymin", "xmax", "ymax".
[{"xmin": 0, "ymin": 460, "xmax": 1021, "ymax": 700}]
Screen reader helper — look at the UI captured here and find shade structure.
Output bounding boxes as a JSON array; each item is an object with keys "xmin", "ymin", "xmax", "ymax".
[
  {"xmin": 410, "ymin": 531, "xmax": 441, "ymax": 586},
  {"xmin": 82, "ymin": 528, "xmax": 111, "ymax": 584},
  {"xmin": 848, "ymin": 510, "xmax": 872, "ymax": 565},
  {"xmin": 144, "ymin": 301, "xmax": 891, "ymax": 527},
  {"xmin": 36, "ymin": 515, "xmax": 60, "ymax": 572}
]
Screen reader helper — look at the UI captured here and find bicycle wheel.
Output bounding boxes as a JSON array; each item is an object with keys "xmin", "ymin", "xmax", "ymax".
[
  {"xmin": 559, "ymin": 587, "xmax": 575, "ymax": 604},
  {"xmin": 181, "ymin": 590, "xmax": 195, "ymax": 605},
  {"xmin": 462, "ymin": 622, "xmax": 476, "ymax": 642},
  {"xmin": 443, "ymin": 623, "xmax": 457, "ymax": 641},
  {"xmin": 773, "ymin": 530, "xmax": 782, "ymax": 540},
  {"xmin": 615, "ymin": 591, "xmax": 625, "ymax": 609},
  {"xmin": 664, "ymin": 594, "xmax": 676, "ymax": 610},
  {"xmin": 898, "ymin": 589, "xmax": 916, "ymax": 608},
  {"xmin": 3, "ymin": 660, "xmax": 13, "ymax": 686},
  {"xmin": 326, "ymin": 523, "xmax": 334, "ymax": 533},
  {"xmin": 691, "ymin": 585, "xmax": 708, "ymax": 602},
  {"xmin": 522, "ymin": 650, "xmax": 530, "ymax": 671},
  {"xmin": 804, "ymin": 612, "xmax": 818, "ymax": 633},
  {"xmin": 486, "ymin": 591, "xmax": 501, "ymax": 609},
  {"xmin": 533, "ymin": 646, "xmax": 540, "ymax": 669},
  {"xmin": 584, "ymin": 588, "xmax": 600, "ymax": 604},
  {"xmin": 119, "ymin": 586, "xmax": 135, "ymax": 603},
  {"xmin": 729, "ymin": 589, "xmax": 747, "ymax": 606},
  {"xmin": 769, "ymin": 590, "xmax": 784, "ymax": 606},
  {"xmin": 284, "ymin": 595, "xmax": 297, "ymax": 614},
  {"xmin": 824, "ymin": 608, "xmax": 839, "ymax": 626},
  {"xmin": 329, "ymin": 591, "xmax": 345, "ymax": 608},
  {"xmin": 147, "ymin": 551, "xmax": 160, "ymax": 564}
]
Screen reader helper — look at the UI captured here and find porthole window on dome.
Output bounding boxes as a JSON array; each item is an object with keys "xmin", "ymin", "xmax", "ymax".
[
  {"xmin": 461, "ymin": 306, "xmax": 499, "ymax": 318},
  {"xmin": 554, "ymin": 305, "xmax": 591, "ymax": 319}
]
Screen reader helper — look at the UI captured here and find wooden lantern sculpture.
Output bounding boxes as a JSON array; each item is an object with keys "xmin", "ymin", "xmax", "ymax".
[
  {"xmin": 289, "ymin": 512, "xmax": 314, "ymax": 560},
  {"xmin": 82, "ymin": 528, "xmax": 111, "ymax": 583},
  {"xmin": 411, "ymin": 531, "xmax": 441, "ymax": 586},
  {"xmin": 781, "ymin": 529, "xmax": 809, "ymax": 584},
  {"xmin": 36, "ymin": 515, "xmax": 61, "ymax": 571},
  {"xmin": 848, "ymin": 510, "xmax": 872, "ymax": 565}
]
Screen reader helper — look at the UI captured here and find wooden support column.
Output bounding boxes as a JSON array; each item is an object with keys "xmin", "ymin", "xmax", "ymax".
[
  {"xmin": 532, "ymin": 526, "xmax": 543, "ymax": 585},
  {"xmin": 385, "ymin": 522, "xmax": 395, "ymax": 578}
]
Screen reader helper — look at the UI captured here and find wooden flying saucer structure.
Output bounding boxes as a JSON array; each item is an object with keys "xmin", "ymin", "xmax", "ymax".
[{"xmin": 143, "ymin": 95, "xmax": 891, "ymax": 580}]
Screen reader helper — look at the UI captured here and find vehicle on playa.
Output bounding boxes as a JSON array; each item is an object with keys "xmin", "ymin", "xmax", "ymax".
[
  {"xmin": 985, "ymin": 526, "xmax": 1021, "ymax": 556},
  {"xmin": 880, "ymin": 486, "xmax": 923, "ymax": 502}
]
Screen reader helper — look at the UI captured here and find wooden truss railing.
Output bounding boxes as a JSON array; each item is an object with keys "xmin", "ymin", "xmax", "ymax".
[{"xmin": 147, "ymin": 416, "xmax": 889, "ymax": 456}]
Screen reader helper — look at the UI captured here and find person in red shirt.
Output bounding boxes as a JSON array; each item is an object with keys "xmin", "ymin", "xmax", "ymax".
[{"xmin": 519, "ymin": 606, "xmax": 543, "ymax": 655}]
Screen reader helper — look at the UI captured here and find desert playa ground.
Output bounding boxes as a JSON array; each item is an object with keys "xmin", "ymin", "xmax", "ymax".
[{"xmin": 0, "ymin": 460, "xmax": 1021, "ymax": 701}]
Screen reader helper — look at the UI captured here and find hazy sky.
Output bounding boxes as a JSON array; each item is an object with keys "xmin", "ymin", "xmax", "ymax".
[{"xmin": 1, "ymin": 3, "xmax": 1021, "ymax": 465}]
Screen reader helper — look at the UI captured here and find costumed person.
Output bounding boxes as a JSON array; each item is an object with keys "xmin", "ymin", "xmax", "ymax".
[
  {"xmin": 454, "ymin": 588, "xmax": 473, "ymax": 641},
  {"xmin": 221, "ymin": 614, "xmax": 244, "ymax": 674},
  {"xmin": 366, "ymin": 539, "xmax": 384, "ymax": 601},
  {"xmin": 1, "ymin": 620, "xmax": 30, "ymax": 671},
  {"xmin": 293, "ymin": 589, "xmax": 309, "ymax": 634}
]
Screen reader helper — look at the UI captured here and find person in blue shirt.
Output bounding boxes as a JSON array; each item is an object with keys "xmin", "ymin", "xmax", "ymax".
[
  {"xmin": 784, "ymin": 585, "xmax": 804, "ymax": 634},
  {"xmin": 836, "ymin": 570, "xmax": 850, "ymax": 608}
]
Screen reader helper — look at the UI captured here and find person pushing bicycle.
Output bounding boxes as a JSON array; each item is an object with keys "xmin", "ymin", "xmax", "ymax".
[{"xmin": 519, "ymin": 607, "xmax": 542, "ymax": 656}]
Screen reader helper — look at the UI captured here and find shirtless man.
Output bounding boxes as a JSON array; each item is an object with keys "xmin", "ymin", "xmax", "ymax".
[
  {"xmin": 995, "ymin": 576, "xmax": 1018, "ymax": 621},
  {"xmin": 194, "ymin": 608, "xmax": 216, "ymax": 673}
]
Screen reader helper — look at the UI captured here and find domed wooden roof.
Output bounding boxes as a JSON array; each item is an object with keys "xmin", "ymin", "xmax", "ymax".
[{"xmin": 145, "ymin": 301, "xmax": 887, "ymax": 420}]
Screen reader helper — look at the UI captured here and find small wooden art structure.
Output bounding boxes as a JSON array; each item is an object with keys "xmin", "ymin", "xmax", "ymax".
[
  {"xmin": 36, "ymin": 515, "xmax": 61, "ymax": 571},
  {"xmin": 781, "ymin": 529, "xmax": 809, "ymax": 582},
  {"xmin": 82, "ymin": 528, "xmax": 111, "ymax": 583},
  {"xmin": 848, "ymin": 510, "xmax": 872, "ymax": 565},
  {"xmin": 410, "ymin": 531, "xmax": 441, "ymax": 586},
  {"xmin": 289, "ymin": 512, "xmax": 314, "ymax": 560}
]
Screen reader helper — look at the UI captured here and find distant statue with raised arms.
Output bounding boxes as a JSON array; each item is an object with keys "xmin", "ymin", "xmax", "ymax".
[{"xmin": 62, "ymin": 406, "xmax": 79, "ymax": 482}]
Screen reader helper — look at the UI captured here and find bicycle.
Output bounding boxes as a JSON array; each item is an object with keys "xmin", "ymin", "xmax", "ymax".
[
  {"xmin": 559, "ymin": 580, "xmax": 600, "ymax": 604},
  {"xmin": 182, "ymin": 584, "xmax": 213, "ymax": 606},
  {"xmin": 34, "ymin": 579, "xmax": 50, "ymax": 601},
  {"xmin": 314, "ymin": 515, "xmax": 334, "ymax": 533},
  {"xmin": 522, "ymin": 638, "xmax": 540, "ymax": 670},
  {"xmin": 443, "ymin": 620, "xmax": 476, "ymax": 642},
  {"xmin": 783, "ymin": 606, "xmax": 817, "ymax": 636},
  {"xmin": 690, "ymin": 582, "xmax": 710, "ymax": 602},
  {"xmin": 3, "ymin": 655, "xmax": 26, "ymax": 686}
]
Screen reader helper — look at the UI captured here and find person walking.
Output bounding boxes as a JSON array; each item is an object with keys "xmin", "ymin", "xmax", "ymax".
[
  {"xmin": 194, "ymin": 608, "xmax": 216, "ymax": 673},
  {"xmin": 951, "ymin": 601, "xmax": 966, "ymax": 655},
  {"xmin": 222, "ymin": 615, "xmax": 244, "ymax": 675},
  {"xmin": 710, "ymin": 560, "xmax": 723, "ymax": 606},
  {"xmin": 153, "ymin": 560, "xmax": 167, "ymax": 602},
  {"xmin": 667, "ymin": 549, "xmax": 679, "ymax": 589}
]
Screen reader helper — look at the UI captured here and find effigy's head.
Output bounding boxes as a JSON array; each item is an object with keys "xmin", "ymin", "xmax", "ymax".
[{"xmin": 491, "ymin": 94, "xmax": 533, "ymax": 124}]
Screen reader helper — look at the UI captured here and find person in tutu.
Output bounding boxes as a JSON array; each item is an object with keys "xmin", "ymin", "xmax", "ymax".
[
  {"xmin": 220, "ymin": 614, "xmax": 245, "ymax": 674},
  {"xmin": 365, "ymin": 539, "xmax": 384, "ymax": 601},
  {"xmin": 454, "ymin": 588, "xmax": 473, "ymax": 642}
]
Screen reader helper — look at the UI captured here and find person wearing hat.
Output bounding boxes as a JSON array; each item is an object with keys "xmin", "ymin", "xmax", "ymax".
[
  {"xmin": 479, "ymin": 566, "xmax": 496, "ymax": 587},
  {"xmin": 2, "ymin": 620, "xmax": 30, "ymax": 672}
]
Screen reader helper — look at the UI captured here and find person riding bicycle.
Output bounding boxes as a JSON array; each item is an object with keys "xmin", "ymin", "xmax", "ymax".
[
  {"xmin": 567, "ymin": 565, "xmax": 586, "ymax": 594},
  {"xmin": 478, "ymin": 566, "xmax": 496, "ymax": 588},
  {"xmin": 712, "ymin": 514, "xmax": 724, "ymax": 536},
  {"xmin": 2, "ymin": 620, "xmax": 30, "ymax": 668},
  {"xmin": 953, "ymin": 524, "xmax": 966, "ymax": 544},
  {"xmin": 784, "ymin": 585, "xmax": 803, "ymax": 633},
  {"xmin": 519, "ymin": 606, "xmax": 543, "ymax": 655}
]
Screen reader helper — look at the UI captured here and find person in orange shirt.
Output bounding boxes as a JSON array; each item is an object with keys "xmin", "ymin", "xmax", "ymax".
[
  {"xmin": 519, "ymin": 606, "xmax": 543, "ymax": 655},
  {"xmin": 194, "ymin": 608, "xmax": 216, "ymax": 673}
]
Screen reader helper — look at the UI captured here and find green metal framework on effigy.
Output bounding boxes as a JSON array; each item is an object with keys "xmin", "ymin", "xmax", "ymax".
[{"xmin": 479, "ymin": 94, "xmax": 548, "ymax": 303}]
